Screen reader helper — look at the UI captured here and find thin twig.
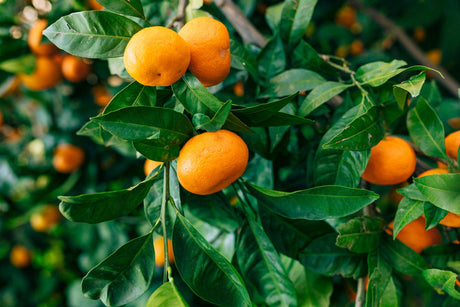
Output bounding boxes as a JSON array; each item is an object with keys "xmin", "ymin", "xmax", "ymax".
[
  {"xmin": 167, "ymin": 0, "xmax": 187, "ymax": 30},
  {"xmin": 355, "ymin": 277, "xmax": 366, "ymax": 307},
  {"xmin": 213, "ymin": 0, "xmax": 267, "ymax": 48},
  {"xmin": 348, "ymin": 0, "xmax": 460, "ymax": 97},
  {"xmin": 161, "ymin": 162, "xmax": 171, "ymax": 283}
]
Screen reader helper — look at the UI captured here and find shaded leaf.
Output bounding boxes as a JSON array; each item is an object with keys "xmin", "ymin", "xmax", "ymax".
[
  {"xmin": 424, "ymin": 203, "xmax": 448, "ymax": 230},
  {"xmin": 366, "ymin": 249, "xmax": 398, "ymax": 307},
  {"xmin": 258, "ymin": 34, "xmax": 286, "ymax": 79},
  {"xmin": 279, "ymin": 0, "xmax": 318, "ymax": 48},
  {"xmin": 299, "ymin": 82, "xmax": 351, "ymax": 116},
  {"xmin": 393, "ymin": 72, "xmax": 426, "ymax": 109},
  {"xmin": 336, "ymin": 216, "xmax": 385, "ymax": 253},
  {"xmin": 230, "ymin": 39, "xmax": 259, "ymax": 81},
  {"xmin": 259, "ymin": 69, "xmax": 326, "ymax": 98},
  {"xmin": 392, "ymin": 198, "xmax": 424, "ymax": 239},
  {"xmin": 381, "ymin": 235, "xmax": 428, "ymax": 276},
  {"xmin": 192, "ymin": 101, "xmax": 231, "ymax": 132},
  {"xmin": 103, "ymin": 81, "xmax": 157, "ymax": 114},
  {"xmin": 95, "ymin": 0, "xmax": 145, "ymax": 19},
  {"xmin": 0, "ymin": 54, "xmax": 35, "ymax": 74},
  {"xmin": 396, "ymin": 183, "xmax": 426, "ymax": 201}
]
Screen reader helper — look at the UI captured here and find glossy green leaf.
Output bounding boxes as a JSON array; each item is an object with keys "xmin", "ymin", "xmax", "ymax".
[
  {"xmin": 396, "ymin": 183, "xmax": 426, "ymax": 201},
  {"xmin": 94, "ymin": 0, "xmax": 145, "ymax": 19},
  {"xmin": 282, "ymin": 257, "xmax": 333, "ymax": 307},
  {"xmin": 93, "ymin": 106, "xmax": 193, "ymax": 144},
  {"xmin": 245, "ymin": 182, "xmax": 379, "ymax": 220},
  {"xmin": 173, "ymin": 214, "xmax": 251, "ymax": 307},
  {"xmin": 336, "ymin": 216, "xmax": 385, "ymax": 253},
  {"xmin": 299, "ymin": 82, "xmax": 351, "ymax": 116},
  {"xmin": 392, "ymin": 198, "xmax": 424, "ymax": 239},
  {"xmin": 423, "ymin": 244, "xmax": 460, "ymax": 269},
  {"xmin": 414, "ymin": 174, "xmax": 460, "ymax": 214},
  {"xmin": 291, "ymin": 41, "xmax": 336, "ymax": 76},
  {"xmin": 259, "ymin": 207, "xmax": 333, "ymax": 259},
  {"xmin": 393, "ymin": 72, "xmax": 426, "ymax": 109},
  {"xmin": 279, "ymin": 0, "xmax": 318, "ymax": 48},
  {"xmin": 356, "ymin": 60, "xmax": 407, "ymax": 87},
  {"xmin": 265, "ymin": 2, "xmax": 284, "ymax": 31},
  {"xmin": 0, "ymin": 54, "xmax": 35, "ymax": 74},
  {"xmin": 172, "ymin": 73, "xmax": 252, "ymax": 132},
  {"xmin": 259, "ymin": 69, "xmax": 326, "ymax": 98},
  {"xmin": 381, "ymin": 235, "xmax": 428, "ymax": 276},
  {"xmin": 237, "ymin": 221, "xmax": 297, "ymax": 307},
  {"xmin": 59, "ymin": 175, "xmax": 157, "ymax": 223},
  {"xmin": 145, "ymin": 281, "xmax": 189, "ymax": 307},
  {"xmin": 133, "ymin": 140, "xmax": 181, "ymax": 162},
  {"xmin": 314, "ymin": 104, "xmax": 370, "ymax": 187},
  {"xmin": 366, "ymin": 249, "xmax": 397, "ymax": 307},
  {"xmin": 82, "ymin": 233, "xmax": 155, "ymax": 306},
  {"xmin": 422, "ymin": 269, "xmax": 460, "ymax": 299},
  {"xmin": 103, "ymin": 81, "xmax": 157, "ymax": 114},
  {"xmin": 424, "ymin": 203, "xmax": 448, "ymax": 230},
  {"xmin": 407, "ymin": 97, "xmax": 448, "ymax": 159},
  {"xmin": 192, "ymin": 101, "xmax": 231, "ymax": 132},
  {"xmin": 300, "ymin": 233, "xmax": 366, "ymax": 278},
  {"xmin": 43, "ymin": 11, "xmax": 142, "ymax": 58},
  {"xmin": 258, "ymin": 34, "xmax": 286, "ymax": 79},
  {"xmin": 322, "ymin": 106, "xmax": 385, "ymax": 150},
  {"xmin": 230, "ymin": 39, "xmax": 259, "ymax": 81}
]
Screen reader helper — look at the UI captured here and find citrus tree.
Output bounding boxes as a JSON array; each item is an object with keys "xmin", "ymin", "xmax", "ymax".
[{"xmin": 1, "ymin": 0, "xmax": 460, "ymax": 306}]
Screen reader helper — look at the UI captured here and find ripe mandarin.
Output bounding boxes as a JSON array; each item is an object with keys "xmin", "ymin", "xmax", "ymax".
[
  {"xmin": 61, "ymin": 55, "xmax": 91, "ymax": 83},
  {"xmin": 19, "ymin": 56, "xmax": 62, "ymax": 91},
  {"xmin": 388, "ymin": 217, "xmax": 442, "ymax": 253},
  {"xmin": 52, "ymin": 144, "xmax": 85, "ymax": 173},
  {"xmin": 153, "ymin": 237, "xmax": 174, "ymax": 267},
  {"xmin": 28, "ymin": 19, "xmax": 58, "ymax": 56},
  {"xmin": 445, "ymin": 130, "xmax": 460, "ymax": 159},
  {"xmin": 144, "ymin": 159, "xmax": 162, "ymax": 177}
]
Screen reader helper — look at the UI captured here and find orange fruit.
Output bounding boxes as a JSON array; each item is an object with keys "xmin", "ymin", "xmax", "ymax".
[
  {"xmin": 123, "ymin": 27, "xmax": 190, "ymax": 86},
  {"xmin": 445, "ymin": 130, "xmax": 460, "ymax": 159},
  {"xmin": 0, "ymin": 110, "xmax": 3, "ymax": 128},
  {"xmin": 437, "ymin": 161, "xmax": 448, "ymax": 169},
  {"xmin": 426, "ymin": 49, "xmax": 442, "ymax": 66},
  {"xmin": 335, "ymin": 45, "xmax": 349, "ymax": 58},
  {"xmin": 418, "ymin": 168, "xmax": 460, "ymax": 227},
  {"xmin": 448, "ymin": 117, "xmax": 460, "ymax": 130},
  {"xmin": 92, "ymin": 85, "xmax": 112, "ymax": 107},
  {"xmin": 10, "ymin": 245, "xmax": 32, "ymax": 268},
  {"xmin": 144, "ymin": 159, "xmax": 162, "ymax": 176},
  {"xmin": 179, "ymin": 17, "xmax": 231, "ymax": 87},
  {"xmin": 28, "ymin": 19, "xmax": 58, "ymax": 56},
  {"xmin": 233, "ymin": 80, "xmax": 244, "ymax": 97},
  {"xmin": 362, "ymin": 136, "xmax": 416, "ymax": 185},
  {"xmin": 335, "ymin": 6, "xmax": 357, "ymax": 29},
  {"xmin": 349, "ymin": 39, "xmax": 364, "ymax": 56},
  {"xmin": 30, "ymin": 205, "xmax": 62, "ymax": 232},
  {"xmin": 61, "ymin": 55, "xmax": 91, "ymax": 83},
  {"xmin": 413, "ymin": 27, "xmax": 426, "ymax": 42},
  {"xmin": 88, "ymin": 0, "xmax": 103, "ymax": 10},
  {"xmin": 388, "ymin": 181, "xmax": 408, "ymax": 205},
  {"xmin": 177, "ymin": 130, "xmax": 249, "ymax": 195},
  {"xmin": 52, "ymin": 143, "xmax": 85, "ymax": 173},
  {"xmin": 153, "ymin": 237, "xmax": 174, "ymax": 267},
  {"xmin": 19, "ymin": 56, "xmax": 62, "ymax": 91},
  {"xmin": 388, "ymin": 217, "xmax": 442, "ymax": 253}
]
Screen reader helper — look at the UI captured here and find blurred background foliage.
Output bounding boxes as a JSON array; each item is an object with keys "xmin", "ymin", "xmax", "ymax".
[{"xmin": 0, "ymin": 0, "xmax": 459, "ymax": 306}]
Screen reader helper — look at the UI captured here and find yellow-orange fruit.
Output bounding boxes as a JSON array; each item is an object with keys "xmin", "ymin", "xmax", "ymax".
[
  {"xmin": 10, "ymin": 245, "xmax": 32, "ymax": 268},
  {"xmin": 28, "ymin": 19, "xmax": 58, "ymax": 56},
  {"xmin": 413, "ymin": 27, "xmax": 426, "ymax": 42},
  {"xmin": 445, "ymin": 130, "xmax": 460, "ymax": 159},
  {"xmin": 177, "ymin": 130, "xmax": 249, "ymax": 195},
  {"xmin": 426, "ymin": 49, "xmax": 442, "ymax": 66},
  {"xmin": 153, "ymin": 237, "xmax": 174, "ymax": 267},
  {"xmin": 123, "ymin": 27, "xmax": 190, "ymax": 86},
  {"xmin": 61, "ymin": 55, "xmax": 91, "ymax": 83},
  {"xmin": 30, "ymin": 205, "xmax": 62, "ymax": 232},
  {"xmin": 447, "ymin": 117, "xmax": 460, "ymax": 130},
  {"xmin": 52, "ymin": 143, "xmax": 85, "ymax": 173},
  {"xmin": 335, "ymin": 6, "xmax": 357, "ymax": 29},
  {"xmin": 388, "ymin": 181, "xmax": 408, "ymax": 205},
  {"xmin": 19, "ymin": 56, "xmax": 62, "ymax": 91},
  {"xmin": 361, "ymin": 136, "xmax": 417, "ymax": 185},
  {"xmin": 233, "ymin": 80, "xmax": 244, "ymax": 97},
  {"xmin": 350, "ymin": 39, "xmax": 364, "ymax": 56},
  {"xmin": 144, "ymin": 159, "xmax": 162, "ymax": 177},
  {"xmin": 88, "ymin": 0, "xmax": 103, "ymax": 10},
  {"xmin": 179, "ymin": 17, "xmax": 231, "ymax": 87},
  {"xmin": 388, "ymin": 217, "xmax": 442, "ymax": 253},
  {"xmin": 92, "ymin": 85, "xmax": 112, "ymax": 107}
]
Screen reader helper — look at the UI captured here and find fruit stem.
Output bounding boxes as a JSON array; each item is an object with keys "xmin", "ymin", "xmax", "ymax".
[{"xmin": 161, "ymin": 161, "xmax": 171, "ymax": 283}]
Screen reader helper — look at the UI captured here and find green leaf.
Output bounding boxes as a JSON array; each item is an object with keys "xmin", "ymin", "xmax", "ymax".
[
  {"xmin": 366, "ymin": 249, "xmax": 398, "ymax": 307},
  {"xmin": 108, "ymin": 57, "xmax": 130, "ymax": 78},
  {"xmin": 145, "ymin": 281, "xmax": 189, "ymax": 307},
  {"xmin": 422, "ymin": 269, "xmax": 460, "ymax": 299},
  {"xmin": 356, "ymin": 60, "xmax": 407, "ymax": 87},
  {"xmin": 392, "ymin": 198, "xmax": 424, "ymax": 239},
  {"xmin": 0, "ymin": 54, "xmax": 35, "ymax": 74},
  {"xmin": 59, "ymin": 175, "xmax": 157, "ymax": 224},
  {"xmin": 396, "ymin": 183, "xmax": 426, "ymax": 201},
  {"xmin": 259, "ymin": 207, "xmax": 333, "ymax": 259},
  {"xmin": 237, "ymin": 221, "xmax": 297, "ymax": 307},
  {"xmin": 192, "ymin": 101, "xmax": 231, "ymax": 132},
  {"xmin": 299, "ymin": 82, "xmax": 351, "ymax": 116},
  {"xmin": 423, "ymin": 244, "xmax": 460, "ymax": 269},
  {"xmin": 133, "ymin": 140, "xmax": 181, "ymax": 162},
  {"xmin": 393, "ymin": 72, "xmax": 426, "ymax": 109},
  {"xmin": 282, "ymin": 257, "xmax": 333, "ymax": 307},
  {"xmin": 279, "ymin": 0, "xmax": 318, "ymax": 48},
  {"xmin": 82, "ymin": 233, "xmax": 155, "ymax": 306},
  {"xmin": 414, "ymin": 174, "xmax": 460, "ymax": 214},
  {"xmin": 103, "ymin": 81, "xmax": 157, "ymax": 114},
  {"xmin": 407, "ymin": 97, "xmax": 448, "ymax": 159},
  {"xmin": 95, "ymin": 0, "xmax": 145, "ymax": 19},
  {"xmin": 291, "ymin": 41, "xmax": 336, "ymax": 76},
  {"xmin": 173, "ymin": 214, "xmax": 251, "ymax": 307},
  {"xmin": 381, "ymin": 235, "xmax": 428, "ymax": 276},
  {"xmin": 245, "ymin": 182, "xmax": 379, "ymax": 220},
  {"xmin": 172, "ymin": 73, "xmax": 252, "ymax": 132},
  {"xmin": 258, "ymin": 34, "xmax": 286, "ymax": 79},
  {"xmin": 314, "ymin": 104, "xmax": 370, "ymax": 187},
  {"xmin": 93, "ymin": 106, "xmax": 193, "ymax": 143},
  {"xmin": 230, "ymin": 39, "xmax": 259, "ymax": 81},
  {"xmin": 300, "ymin": 233, "xmax": 366, "ymax": 278},
  {"xmin": 43, "ymin": 11, "xmax": 142, "ymax": 58},
  {"xmin": 259, "ymin": 69, "xmax": 326, "ymax": 98},
  {"xmin": 424, "ymin": 203, "xmax": 448, "ymax": 230},
  {"xmin": 322, "ymin": 106, "xmax": 385, "ymax": 150},
  {"xmin": 336, "ymin": 216, "xmax": 385, "ymax": 254}
]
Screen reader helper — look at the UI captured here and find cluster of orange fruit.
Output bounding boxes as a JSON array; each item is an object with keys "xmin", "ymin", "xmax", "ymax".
[
  {"xmin": 334, "ymin": 5, "xmax": 365, "ymax": 58},
  {"xmin": 123, "ymin": 16, "xmax": 231, "ymax": 87},
  {"xmin": 362, "ymin": 131, "xmax": 460, "ymax": 253}
]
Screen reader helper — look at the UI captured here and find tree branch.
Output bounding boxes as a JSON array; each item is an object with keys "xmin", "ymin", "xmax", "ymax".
[{"xmin": 348, "ymin": 0, "xmax": 460, "ymax": 97}]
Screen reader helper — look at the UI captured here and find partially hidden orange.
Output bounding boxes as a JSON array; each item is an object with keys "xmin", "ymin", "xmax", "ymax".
[
  {"xmin": 52, "ymin": 143, "xmax": 85, "ymax": 173},
  {"xmin": 445, "ymin": 130, "xmax": 460, "ymax": 160},
  {"xmin": 153, "ymin": 237, "xmax": 174, "ymax": 267},
  {"xmin": 19, "ymin": 56, "xmax": 62, "ymax": 91},
  {"xmin": 388, "ymin": 217, "xmax": 442, "ymax": 253},
  {"xmin": 61, "ymin": 55, "xmax": 91, "ymax": 83},
  {"xmin": 144, "ymin": 159, "xmax": 162, "ymax": 177},
  {"xmin": 28, "ymin": 19, "xmax": 58, "ymax": 56}
]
